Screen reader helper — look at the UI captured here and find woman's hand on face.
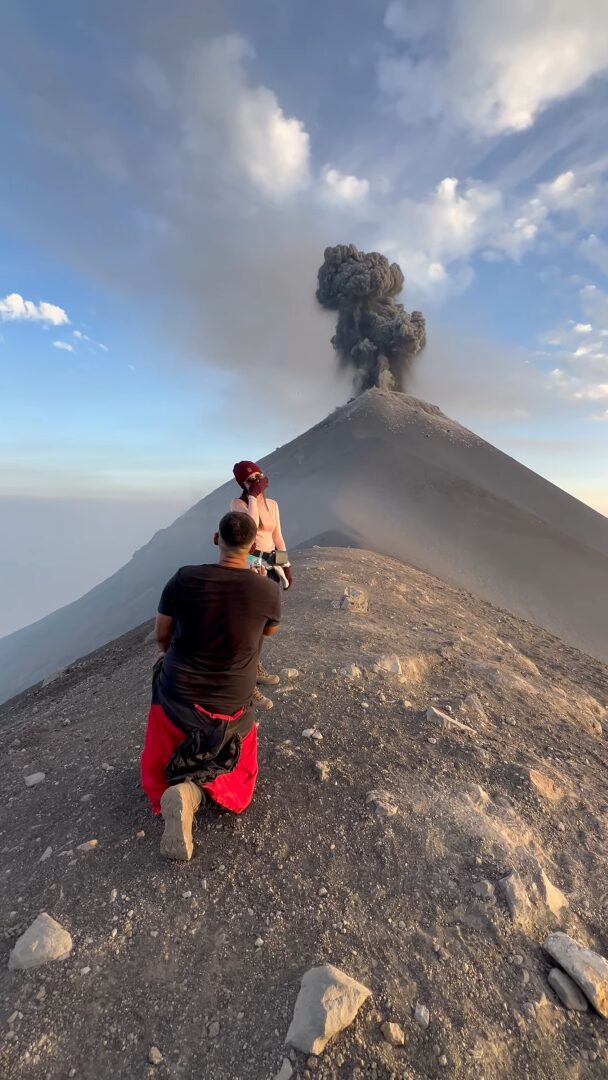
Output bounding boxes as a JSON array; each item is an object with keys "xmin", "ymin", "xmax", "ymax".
[{"xmin": 246, "ymin": 477, "xmax": 264, "ymax": 498}]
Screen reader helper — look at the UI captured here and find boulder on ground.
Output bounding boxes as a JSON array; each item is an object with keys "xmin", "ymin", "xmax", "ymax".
[
  {"xmin": 42, "ymin": 668, "xmax": 65, "ymax": 687},
  {"xmin": 530, "ymin": 863, "xmax": 569, "ymax": 919},
  {"xmin": 547, "ymin": 968, "xmax": 588, "ymax": 1012},
  {"xmin": 339, "ymin": 587, "xmax": 368, "ymax": 614},
  {"xmin": 24, "ymin": 772, "xmax": 45, "ymax": 788},
  {"xmin": 529, "ymin": 770, "xmax": 563, "ymax": 803},
  {"xmin": 426, "ymin": 706, "xmax": 476, "ymax": 736},
  {"xmin": 366, "ymin": 790, "xmax": 398, "ymax": 817},
  {"xmin": 459, "ymin": 693, "xmax": 488, "ymax": 727},
  {"xmin": 380, "ymin": 1021, "xmax": 405, "ymax": 1046},
  {"xmin": 543, "ymin": 932, "xmax": 608, "ymax": 1017},
  {"xmin": 340, "ymin": 664, "xmax": 362, "ymax": 680},
  {"xmin": 8, "ymin": 913, "xmax": 73, "ymax": 971},
  {"xmin": 285, "ymin": 963, "xmax": 371, "ymax": 1054},
  {"xmin": 275, "ymin": 1059, "xmax": 293, "ymax": 1080},
  {"xmin": 497, "ymin": 871, "xmax": 532, "ymax": 927},
  {"xmin": 373, "ymin": 654, "xmax": 402, "ymax": 676}
]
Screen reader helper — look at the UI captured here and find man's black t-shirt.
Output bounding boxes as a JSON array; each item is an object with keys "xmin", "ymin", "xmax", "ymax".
[{"xmin": 157, "ymin": 564, "xmax": 281, "ymax": 712}]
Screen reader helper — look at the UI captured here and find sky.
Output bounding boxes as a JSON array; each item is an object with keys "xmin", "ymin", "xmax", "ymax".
[{"xmin": 1, "ymin": 0, "xmax": 608, "ymax": 636}]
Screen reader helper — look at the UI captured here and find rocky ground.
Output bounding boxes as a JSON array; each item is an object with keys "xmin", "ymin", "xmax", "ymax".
[{"xmin": 0, "ymin": 547, "xmax": 607, "ymax": 1079}]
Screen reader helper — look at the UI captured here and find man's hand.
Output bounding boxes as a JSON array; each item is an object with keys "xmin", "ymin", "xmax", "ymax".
[{"xmin": 284, "ymin": 566, "xmax": 293, "ymax": 589}]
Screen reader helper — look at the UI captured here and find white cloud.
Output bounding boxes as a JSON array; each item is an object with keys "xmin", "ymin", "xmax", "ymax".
[
  {"xmin": 543, "ymin": 283, "xmax": 608, "ymax": 409},
  {"xmin": 381, "ymin": 1, "xmax": 608, "ymax": 137},
  {"xmin": 321, "ymin": 165, "xmax": 369, "ymax": 203},
  {"xmin": 0, "ymin": 292, "xmax": 69, "ymax": 326},
  {"xmin": 99, "ymin": 343, "xmax": 109, "ymax": 352},
  {"xmin": 580, "ymin": 233, "xmax": 608, "ymax": 275},
  {"xmin": 187, "ymin": 36, "xmax": 310, "ymax": 198},
  {"xmin": 52, "ymin": 340, "xmax": 74, "ymax": 352},
  {"xmin": 73, "ymin": 329, "xmax": 90, "ymax": 341}
]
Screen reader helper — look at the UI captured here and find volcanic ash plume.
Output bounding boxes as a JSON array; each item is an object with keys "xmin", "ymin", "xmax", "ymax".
[{"xmin": 316, "ymin": 244, "xmax": 426, "ymax": 393}]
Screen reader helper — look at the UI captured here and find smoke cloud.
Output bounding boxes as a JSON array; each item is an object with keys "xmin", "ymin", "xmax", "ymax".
[{"xmin": 316, "ymin": 244, "xmax": 426, "ymax": 393}]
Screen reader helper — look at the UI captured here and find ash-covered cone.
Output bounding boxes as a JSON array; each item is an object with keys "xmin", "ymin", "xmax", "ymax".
[{"xmin": 316, "ymin": 243, "xmax": 426, "ymax": 393}]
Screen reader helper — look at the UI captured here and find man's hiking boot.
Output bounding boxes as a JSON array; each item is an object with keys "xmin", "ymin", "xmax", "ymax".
[
  {"xmin": 257, "ymin": 663, "xmax": 280, "ymax": 686},
  {"xmin": 160, "ymin": 781, "xmax": 202, "ymax": 861},
  {"xmin": 253, "ymin": 686, "xmax": 273, "ymax": 711}
]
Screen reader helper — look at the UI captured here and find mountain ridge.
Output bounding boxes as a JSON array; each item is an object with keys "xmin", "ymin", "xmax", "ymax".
[{"xmin": 1, "ymin": 389, "xmax": 607, "ymax": 703}]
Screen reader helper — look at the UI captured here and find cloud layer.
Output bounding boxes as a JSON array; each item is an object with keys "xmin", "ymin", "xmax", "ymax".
[{"xmin": 381, "ymin": 0, "xmax": 608, "ymax": 137}]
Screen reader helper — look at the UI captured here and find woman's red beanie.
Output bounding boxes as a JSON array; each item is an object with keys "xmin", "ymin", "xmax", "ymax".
[{"xmin": 233, "ymin": 460, "xmax": 261, "ymax": 486}]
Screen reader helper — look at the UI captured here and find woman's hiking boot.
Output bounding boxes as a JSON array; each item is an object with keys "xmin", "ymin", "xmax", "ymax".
[
  {"xmin": 253, "ymin": 685, "xmax": 273, "ymax": 711},
  {"xmin": 257, "ymin": 663, "xmax": 280, "ymax": 686}
]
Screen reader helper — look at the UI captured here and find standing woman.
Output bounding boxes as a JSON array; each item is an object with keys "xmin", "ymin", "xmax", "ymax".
[{"xmin": 231, "ymin": 460, "xmax": 292, "ymax": 710}]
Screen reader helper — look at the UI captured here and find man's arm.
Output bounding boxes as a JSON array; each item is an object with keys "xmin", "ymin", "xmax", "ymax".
[{"xmin": 155, "ymin": 613, "xmax": 175, "ymax": 653}]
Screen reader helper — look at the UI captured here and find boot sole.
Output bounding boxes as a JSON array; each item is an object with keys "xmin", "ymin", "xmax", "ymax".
[{"xmin": 160, "ymin": 786, "xmax": 195, "ymax": 861}]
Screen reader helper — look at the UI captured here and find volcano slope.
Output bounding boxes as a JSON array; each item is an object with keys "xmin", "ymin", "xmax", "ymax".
[
  {"xmin": 2, "ymin": 388, "xmax": 608, "ymax": 704},
  {"xmin": 1, "ymin": 548, "xmax": 607, "ymax": 1080}
]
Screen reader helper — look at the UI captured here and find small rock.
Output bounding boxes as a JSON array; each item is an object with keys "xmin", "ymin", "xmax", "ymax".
[
  {"xmin": 547, "ymin": 967, "xmax": 588, "ymax": 1012},
  {"xmin": 8, "ymin": 913, "xmax": 73, "ymax": 970},
  {"xmin": 426, "ymin": 706, "xmax": 476, "ymax": 736},
  {"xmin": 472, "ymin": 880, "xmax": 494, "ymax": 900},
  {"xmin": 283, "ymin": 668, "xmax": 299, "ymax": 679},
  {"xmin": 497, "ymin": 871, "xmax": 532, "ymax": 927},
  {"xmin": 285, "ymin": 963, "xmax": 371, "ymax": 1054},
  {"xmin": 148, "ymin": 1046, "xmax": 163, "ymax": 1066},
  {"xmin": 80, "ymin": 794, "xmax": 93, "ymax": 803},
  {"xmin": 339, "ymin": 587, "xmax": 369, "ymax": 614},
  {"xmin": 438, "ymin": 1056, "xmax": 448, "ymax": 1067},
  {"xmin": 529, "ymin": 769, "xmax": 563, "ymax": 802},
  {"xmin": 373, "ymin": 655, "xmax": 402, "ymax": 676},
  {"xmin": 381, "ymin": 1021, "xmax": 405, "ymax": 1046},
  {"xmin": 275, "ymin": 1059, "xmax": 293, "ymax": 1080},
  {"xmin": 414, "ymin": 1003, "xmax": 430, "ymax": 1029},
  {"xmin": 42, "ymin": 668, "xmax": 65, "ymax": 687},
  {"xmin": 521, "ymin": 1003, "xmax": 536, "ymax": 1021},
  {"xmin": 80, "ymin": 966, "xmax": 91, "ymax": 975},
  {"xmin": 255, "ymin": 937, "xmax": 264, "ymax": 948},
  {"xmin": 464, "ymin": 783, "xmax": 490, "ymax": 809},
  {"xmin": 77, "ymin": 840, "xmax": 98, "ymax": 853},
  {"xmin": 182, "ymin": 890, "xmax": 192, "ymax": 899},
  {"xmin": 39, "ymin": 846, "xmax": 53, "ymax": 863},
  {"xmin": 340, "ymin": 664, "xmax": 363, "ymax": 680},
  {"xmin": 543, "ymin": 932, "xmax": 608, "ymax": 1017},
  {"xmin": 303, "ymin": 728, "xmax": 322, "ymax": 740},
  {"xmin": 366, "ymin": 790, "xmax": 398, "ymax": 817},
  {"xmin": 208, "ymin": 1020, "xmax": 220, "ymax": 1038},
  {"xmin": 136, "ymin": 830, "xmax": 145, "ymax": 839},
  {"xmin": 459, "ymin": 693, "xmax": 488, "ymax": 727},
  {"xmin": 318, "ymin": 887, "xmax": 328, "ymax": 898},
  {"xmin": 315, "ymin": 761, "xmax": 330, "ymax": 782},
  {"xmin": 427, "ymin": 736, "xmax": 437, "ymax": 745},
  {"xmin": 532, "ymin": 866, "xmax": 568, "ymax": 919},
  {"xmin": 24, "ymin": 772, "xmax": 45, "ymax": 788},
  {"xmin": 101, "ymin": 763, "xmax": 113, "ymax": 772}
]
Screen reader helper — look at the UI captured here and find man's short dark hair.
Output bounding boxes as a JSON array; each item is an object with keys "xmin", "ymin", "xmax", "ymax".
[{"xmin": 219, "ymin": 511, "xmax": 257, "ymax": 550}]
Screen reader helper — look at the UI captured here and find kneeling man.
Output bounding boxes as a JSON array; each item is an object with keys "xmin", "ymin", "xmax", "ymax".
[{"xmin": 140, "ymin": 511, "xmax": 281, "ymax": 860}]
